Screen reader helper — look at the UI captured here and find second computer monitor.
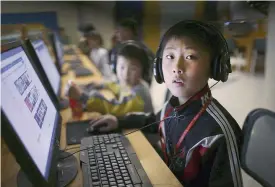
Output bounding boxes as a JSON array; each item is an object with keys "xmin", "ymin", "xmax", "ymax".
[{"xmin": 31, "ymin": 39, "xmax": 61, "ymax": 95}]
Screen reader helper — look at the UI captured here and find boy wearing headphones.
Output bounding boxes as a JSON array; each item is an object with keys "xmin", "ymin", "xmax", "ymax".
[
  {"xmin": 68, "ymin": 41, "xmax": 154, "ymax": 116},
  {"xmin": 110, "ymin": 18, "xmax": 155, "ymax": 85},
  {"xmin": 88, "ymin": 21, "xmax": 243, "ymax": 187}
]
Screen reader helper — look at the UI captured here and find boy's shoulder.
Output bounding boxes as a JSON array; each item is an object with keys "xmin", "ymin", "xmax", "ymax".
[{"xmin": 203, "ymin": 98, "xmax": 242, "ymax": 143}]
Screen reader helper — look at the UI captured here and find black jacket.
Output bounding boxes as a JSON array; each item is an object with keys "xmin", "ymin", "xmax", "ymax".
[{"xmin": 118, "ymin": 85, "xmax": 243, "ymax": 187}]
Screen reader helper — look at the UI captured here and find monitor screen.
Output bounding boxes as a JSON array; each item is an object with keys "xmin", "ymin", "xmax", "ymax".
[
  {"xmin": 31, "ymin": 39, "xmax": 61, "ymax": 94},
  {"xmin": 1, "ymin": 46, "xmax": 58, "ymax": 179}
]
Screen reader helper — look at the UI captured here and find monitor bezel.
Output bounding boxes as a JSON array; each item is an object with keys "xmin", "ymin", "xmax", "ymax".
[
  {"xmin": 1, "ymin": 40, "xmax": 62, "ymax": 187},
  {"xmin": 25, "ymin": 35, "xmax": 62, "ymax": 101},
  {"xmin": 47, "ymin": 32, "xmax": 64, "ymax": 75}
]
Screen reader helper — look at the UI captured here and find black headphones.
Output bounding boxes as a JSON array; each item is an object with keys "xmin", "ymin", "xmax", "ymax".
[
  {"xmin": 154, "ymin": 20, "xmax": 232, "ymax": 84},
  {"xmin": 111, "ymin": 40, "xmax": 152, "ymax": 83}
]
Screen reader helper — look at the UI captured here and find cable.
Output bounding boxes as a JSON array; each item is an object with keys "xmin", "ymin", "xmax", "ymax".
[
  {"xmin": 61, "ymin": 81, "xmax": 220, "ymax": 160},
  {"xmin": 60, "ymin": 115, "xmax": 184, "ymax": 160}
]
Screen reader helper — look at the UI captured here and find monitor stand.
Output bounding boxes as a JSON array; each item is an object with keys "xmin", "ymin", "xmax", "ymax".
[{"xmin": 17, "ymin": 151, "xmax": 78, "ymax": 187}]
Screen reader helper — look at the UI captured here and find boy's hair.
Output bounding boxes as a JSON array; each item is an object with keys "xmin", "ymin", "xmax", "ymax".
[
  {"xmin": 118, "ymin": 18, "xmax": 138, "ymax": 37},
  {"xmin": 84, "ymin": 31, "xmax": 103, "ymax": 46},
  {"xmin": 160, "ymin": 22, "xmax": 219, "ymax": 60},
  {"xmin": 117, "ymin": 44, "xmax": 148, "ymax": 73}
]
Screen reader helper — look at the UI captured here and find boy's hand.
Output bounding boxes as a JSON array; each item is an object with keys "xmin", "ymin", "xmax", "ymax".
[
  {"xmin": 68, "ymin": 84, "xmax": 83, "ymax": 100},
  {"xmin": 88, "ymin": 115, "xmax": 118, "ymax": 132}
]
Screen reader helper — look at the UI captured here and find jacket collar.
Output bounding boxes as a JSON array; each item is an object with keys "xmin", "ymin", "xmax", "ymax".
[{"xmin": 169, "ymin": 85, "xmax": 211, "ymax": 114}]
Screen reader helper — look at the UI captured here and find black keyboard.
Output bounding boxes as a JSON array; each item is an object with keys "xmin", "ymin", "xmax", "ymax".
[
  {"xmin": 74, "ymin": 67, "xmax": 93, "ymax": 77},
  {"xmin": 80, "ymin": 134, "xmax": 153, "ymax": 187}
]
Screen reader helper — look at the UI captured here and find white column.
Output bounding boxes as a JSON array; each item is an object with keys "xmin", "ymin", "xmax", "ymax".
[{"xmin": 264, "ymin": 2, "xmax": 275, "ymax": 111}]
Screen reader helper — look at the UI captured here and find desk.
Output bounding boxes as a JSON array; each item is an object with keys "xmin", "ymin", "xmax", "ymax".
[{"xmin": 1, "ymin": 46, "xmax": 182, "ymax": 187}]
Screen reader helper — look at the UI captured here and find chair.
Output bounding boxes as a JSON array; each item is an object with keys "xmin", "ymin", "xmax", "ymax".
[
  {"xmin": 226, "ymin": 38, "xmax": 237, "ymax": 56},
  {"xmin": 250, "ymin": 38, "xmax": 266, "ymax": 74},
  {"xmin": 241, "ymin": 108, "xmax": 275, "ymax": 187}
]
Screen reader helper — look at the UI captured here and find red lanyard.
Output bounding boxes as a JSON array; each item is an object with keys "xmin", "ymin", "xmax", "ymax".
[
  {"xmin": 159, "ymin": 97, "xmax": 212, "ymax": 163},
  {"xmin": 174, "ymin": 98, "xmax": 211, "ymax": 155}
]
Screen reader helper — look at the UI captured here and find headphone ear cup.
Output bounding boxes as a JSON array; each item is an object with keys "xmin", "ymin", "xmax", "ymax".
[
  {"xmin": 211, "ymin": 57, "xmax": 220, "ymax": 81},
  {"xmin": 158, "ymin": 58, "xmax": 164, "ymax": 83},
  {"xmin": 153, "ymin": 58, "xmax": 163, "ymax": 84}
]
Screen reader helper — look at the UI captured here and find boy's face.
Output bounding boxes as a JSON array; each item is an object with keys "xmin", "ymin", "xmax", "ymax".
[
  {"xmin": 116, "ymin": 56, "xmax": 142, "ymax": 86},
  {"xmin": 87, "ymin": 37, "xmax": 99, "ymax": 48},
  {"xmin": 162, "ymin": 37, "xmax": 211, "ymax": 98},
  {"xmin": 116, "ymin": 27, "xmax": 134, "ymax": 42}
]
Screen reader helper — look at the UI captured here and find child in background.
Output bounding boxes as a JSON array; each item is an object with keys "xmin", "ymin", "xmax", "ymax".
[
  {"xmin": 85, "ymin": 31, "xmax": 116, "ymax": 81},
  {"xmin": 87, "ymin": 20, "xmax": 243, "ymax": 187},
  {"xmin": 68, "ymin": 41, "xmax": 154, "ymax": 116}
]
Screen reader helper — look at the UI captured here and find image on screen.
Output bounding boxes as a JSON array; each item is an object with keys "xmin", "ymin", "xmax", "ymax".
[
  {"xmin": 31, "ymin": 40, "xmax": 60, "ymax": 94},
  {"xmin": 1, "ymin": 46, "xmax": 58, "ymax": 179}
]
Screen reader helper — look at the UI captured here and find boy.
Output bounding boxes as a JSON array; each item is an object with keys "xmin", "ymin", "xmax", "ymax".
[
  {"xmin": 88, "ymin": 20, "xmax": 243, "ymax": 187},
  {"xmin": 68, "ymin": 41, "xmax": 154, "ymax": 116},
  {"xmin": 110, "ymin": 18, "xmax": 155, "ymax": 85},
  {"xmin": 85, "ymin": 30, "xmax": 116, "ymax": 81}
]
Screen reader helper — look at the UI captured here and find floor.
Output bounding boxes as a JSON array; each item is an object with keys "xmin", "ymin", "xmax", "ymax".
[{"xmin": 149, "ymin": 71, "xmax": 267, "ymax": 187}]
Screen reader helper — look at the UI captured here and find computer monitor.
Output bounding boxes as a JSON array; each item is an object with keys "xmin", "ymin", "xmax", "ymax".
[
  {"xmin": 1, "ymin": 41, "xmax": 76, "ymax": 187},
  {"xmin": 48, "ymin": 32, "xmax": 64, "ymax": 75},
  {"xmin": 30, "ymin": 38, "xmax": 61, "ymax": 95}
]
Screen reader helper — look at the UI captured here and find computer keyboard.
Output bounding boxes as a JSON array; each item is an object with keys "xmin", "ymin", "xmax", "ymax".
[
  {"xmin": 74, "ymin": 66, "xmax": 93, "ymax": 77},
  {"xmin": 80, "ymin": 134, "xmax": 153, "ymax": 187}
]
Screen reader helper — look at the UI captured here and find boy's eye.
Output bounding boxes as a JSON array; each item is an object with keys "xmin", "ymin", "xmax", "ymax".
[
  {"xmin": 166, "ymin": 55, "xmax": 174, "ymax": 60},
  {"xmin": 186, "ymin": 55, "xmax": 197, "ymax": 60}
]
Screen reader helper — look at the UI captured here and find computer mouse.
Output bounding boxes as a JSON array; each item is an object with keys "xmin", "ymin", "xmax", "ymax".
[{"xmin": 86, "ymin": 123, "xmax": 108, "ymax": 134}]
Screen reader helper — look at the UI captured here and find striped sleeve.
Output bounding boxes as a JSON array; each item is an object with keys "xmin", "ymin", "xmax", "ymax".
[{"xmin": 85, "ymin": 91, "xmax": 145, "ymax": 117}]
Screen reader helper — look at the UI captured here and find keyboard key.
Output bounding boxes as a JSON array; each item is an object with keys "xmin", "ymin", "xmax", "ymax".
[
  {"xmin": 108, "ymin": 174, "xmax": 115, "ymax": 178},
  {"xmin": 92, "ymin": 181, "xmax": 100, "ymax": 185},
  {"xmin": 91, "ymin": 169, "xmax": 97, "ymax": 173},
  {"xmin": 126, "ymin": 185, "xmax": 134, "ymax": 187},
  {"xmin": 109, "ymin": 178, "xmax": 115, "ymax": 182},
  {"xmin": 116, "ymin": 176, "xmax": 122, "ymax": 180},
  {"xmin": 118, "ymin": 184, "xmax": 125, "ymax": 187},
  {"xmin": 101, "ymin": 174, "xmax": 107, "ymax": 178},
  {"xmin": 113, "ymin": 166, "xmax": 119, "ymax": 169},
  {"xmin": 90, "ymin": 166, "xmax": 97, "ymax": 170},
  {"xmin": 102, "ymin": 181, "xmax": 108, "ymax": 185},
  {"xmin": 124, "ymin": 177, "xmax": 130, "ymax": 180},
  {"xmin": 103, "ymin": 185, "xmax": 109, "ymax": 187},
  {"xmin": 122, "ymin": 173, "xmax": 129, "ymax": 177},
  {"xmin": 107, "ymin": 171, "xmax": 114, "ymax": 174},
  {"xmin": 110, "ymin": 182, "xmax": 117, "ymax": 185},
  {"xmin": 101, "ymin": 177, "xmax": 108, "ymax": 181},
  {"xmin": 92, "ymin": 176, "xmax": 99, "ymax": 181},
  {"xmin": 114, "ymin": 169, "xmax": 120, "ymax": 173},
  {"xmin": 125, "ymin": 161, "xmax": 131, "ymax": 165},
  {"xmin": 125, "ymin": 180, "xmax": 131, "ymax": 184},
  {"xmin": 134, "ymin": 185, "xmax": 141, "ymax": 187},
  {"xmin": 121, "ymin": 170, "xmax": 128, "ymax": 173},
  {"xmin": 90, "ymin": 162, "xmax": 96, "ymax": 166}
]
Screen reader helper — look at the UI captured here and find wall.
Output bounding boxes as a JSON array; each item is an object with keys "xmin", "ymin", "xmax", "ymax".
[
  {"xmin": 77, "ymin": 2, "xmax": 116, "ymax": 49},
  {"xmin": 2, "ymin": 1, "xmax": 79, "ymax": 44},
  {"xmin": 159, "ymin": 1, "xmax": 197, "ymax": 36}
]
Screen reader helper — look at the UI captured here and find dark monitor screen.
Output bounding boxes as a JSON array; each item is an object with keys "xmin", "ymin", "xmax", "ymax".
[{"xmin": 1, "ymin": 45, "xmax": 59, "ymax": 180}]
